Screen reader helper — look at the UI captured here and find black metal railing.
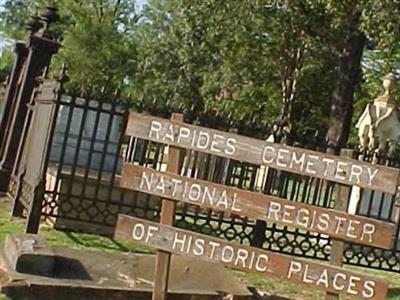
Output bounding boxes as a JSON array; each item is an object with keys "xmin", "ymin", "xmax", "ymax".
[{"xmin": 38, "ymin": 94, "xmax": 400, "ymax": 273}]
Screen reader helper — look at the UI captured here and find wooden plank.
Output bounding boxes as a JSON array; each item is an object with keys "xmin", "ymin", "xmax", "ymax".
[
  {"xmin": 152, "ymin": 113, "xmax": 184, "ymax": 300},
  {"xmin": 126, "ymin": 112, "xmax": 400, "ymax": 194},
  {"xmin": 120, "ymin": 164, "xmax": 395, "ymax": 249},
  {"xmin": 115, "ymin": 215, "xmax": 389, "ymax": 300}
]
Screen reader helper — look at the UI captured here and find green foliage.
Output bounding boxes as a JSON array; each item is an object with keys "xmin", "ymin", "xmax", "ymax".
[
  {"xmin": 0, "ymin": 48, "xmax": 14, "ymax": 82},
  {"xmin": 53, "ymin": 0, "xmax": 138, "ymax": 98},
  {"xmin": 1, "ymin": 0, "xmax": 400, "ymax": 143},
  {"xmin": 0, "ymin": 0, "xmax": 139, "ymax": 99},
  {"xmin": 130, "ymin": 1, "xmax": 339, "ymax": 139},
  {"xmin": 0, "ymin": 0, "xmax": 34, "ymax": 39}
]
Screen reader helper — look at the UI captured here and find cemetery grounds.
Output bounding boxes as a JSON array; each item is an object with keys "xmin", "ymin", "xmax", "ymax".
[{"xmin": 0, "ymin": 198, "xmax": 399, "ymax": 300}]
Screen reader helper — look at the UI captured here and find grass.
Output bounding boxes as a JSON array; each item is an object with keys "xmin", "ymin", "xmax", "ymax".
[{"xmin": 1, "ymin": 200, "xmax": 400, "ymax": 300}]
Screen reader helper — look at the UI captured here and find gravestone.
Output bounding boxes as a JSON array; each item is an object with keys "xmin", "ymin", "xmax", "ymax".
[{"xmin": 350, "ymin": 73, "xmax": 400, "ymax": 231}]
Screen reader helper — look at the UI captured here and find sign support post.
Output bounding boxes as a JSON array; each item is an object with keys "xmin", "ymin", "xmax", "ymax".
[
  {"xmin": 152, "ymin": 113, "xmax": 184, "ymax": 300},
  {"xmin": 326, "ymin": 149, "xmax": 352, "ymax": 300}
]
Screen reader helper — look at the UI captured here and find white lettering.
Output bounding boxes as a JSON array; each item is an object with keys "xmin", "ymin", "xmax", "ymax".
[
  {"xmin": 305, "ymin": 155, "xmax": 319, "ymax": 175},
  {"xmin": 302, "ymin": 265, "xmax": 314, "ymax": 283},
  {"xmin": 287, "ymin": 261, "xmax": 302, "ymax": 278},
  {"xmin": 225, "ymin": 138, "xmax": 237, "ymax": 155},
  {"xmin": 193, "ymin": 238, "xmax": 205, "ymax": 256},
  {"xmin": 335, "ymin": 161, "xmax": 348, "ymax": 181},
  {"xmin": 290, "ymin": 152, "xmax": 306, "ymax": 170},
  {"xmin": 197, "ymin": 132, "xmax": 210, "ymax": 149},
  {"xmin": 267, "ymin": 202, "xmax": 281, "ymax": 221},
  {"xmin": 350, "ymin": 165, "xmax": 363, "ymax": 184},
  {"xmin": 262, "ymin": 146, "xmax": 276, "ymax": 164},
  {"xmin": 332, "ymin": 273, "xmax": 346, "ymax": 291},
  {"xmin": 347, "ymin": 276, "xmax": 361, "ymax": 295},
  {"xmin": 149, "ymin": 121, "xmax": 162, "ymax": 139},
  {"xmin": 211, "ymin": 134, "xmax": 223, "ymax": 153},
  {"xmin": 132, "ymin": 223, "xmax": 145, "ymax": 241},
  {"xmin": 202, "ymin": 186, "xmax": 216, "ymax": 206},
  {"xmin": 346, "ymin": 220, "xmax": 360, "ymax": 239},
  {"xmin": 216, "ymin": 190, "xmax": 229, "ymax": 209},
  {"xmin": 209, "ymin": 241, "xmax": 220, "ymax": 258},
  {"xmin": 145, "ymin": 225, "xmax": 159, "ymax": 243},
  {"xmin": 322, "ymin": 158, "xmax": 335, "ymax": 176},
  {"xmin": 316, "ymin": 269, "xmax": 329, "ymax": 288},
  {"xmin": 361, "ymin": 224, "xmax": 376, "ymax": 243},
  {"xmin": 171, "ymin": 178, "xmax": 183, "ymax": 197},
  {"xmin": 297, "ymin": 209, "xmax": 310, "ymax": 228},
  {"xmin": 277, "ymin": 149, "xmax": 290, "ymax": 168},
  {"xmin": 164, "ymin": 124, "xmax": 175, "ymax": 142},
  {"xmin": 367, "ymin": 168, "xmax": 379, "ymax": 187},
  {"xmin": 317, "ymin": 213, "xmax": 330, "ymax": 231},
  {"xmin": 231, "ymin": 193, "xmax": 242, "ymax": 212},
  {"xmin": 140, "ymin": 172, "xmax": 152, "ymax": 191},
  {"xmin": 172, "ymin": 233, "xmax": 187, "ymax": 252},
  {"xmin": 221, "ymin": 246, "xmax": 235, "ymax": 263},
  {"xmin": 362, "ymin": 281, "xmax": 376, "ymax": 298},
  {"xmin": 235, "ymin": 249, "xmax": 248, "ymax": 267},
  {"xmin": 188, "ymin": 184, "xmax": 202, "ymax": 202},
  {"xmin": 177, "ymin": 127, "xmax": 191, "ymax": 143},
  {"xmin": 282, "ymin": 205, "xmax": 295, "ymax": 224},
  {"xmin": 255, "ymin": 254, "xmax": 269, "ymax": 272},
  {"xmin": 154, "ymin": 176, "xmax": 166, "ymax": 194}
]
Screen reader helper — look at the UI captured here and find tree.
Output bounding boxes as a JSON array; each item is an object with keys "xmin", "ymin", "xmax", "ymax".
[
  {"xmin": 0, "ymin": 0, "xmax": 34, "ymax": 39},
  {"xmin": 0, "ymin": 0, "xmax": 139, "ymax": 99},
  {"xmin": 325, "ymin": 0, "xmax": 400, "ymax": 151},
  {"xmin": 2, "ymin": 0, "xmax": 400, "ymax": 146},
  {"xmin": 131, "ymin": 1, "xmax": 339, "ymax": 140}
]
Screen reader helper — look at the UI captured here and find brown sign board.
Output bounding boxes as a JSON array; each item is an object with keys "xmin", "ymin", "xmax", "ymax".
[
  {"xmin": 115, "ymin": 215, "xmax": 389, "ymax": 300},
  {"xmin": 126, "ymin": 112, "xmax": 400, "ymax": 194},
  {"xmin": 120, "ymin": 164, "xmax": 395, "ymax": 249}
]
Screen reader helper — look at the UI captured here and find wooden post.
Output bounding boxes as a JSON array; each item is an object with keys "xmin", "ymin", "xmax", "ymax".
[
  {"xmin": 152, "ymin": 113, "xmax": 184, "ymax": 300},
  {"xmin": 325, "ymin": 149, "xmax": 352, "ymax": 300}
]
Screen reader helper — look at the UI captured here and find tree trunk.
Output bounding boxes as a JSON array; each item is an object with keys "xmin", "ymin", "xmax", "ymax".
[{"xmin": 326, "ymin": 8, "xmax": 366, "ymax": 154}]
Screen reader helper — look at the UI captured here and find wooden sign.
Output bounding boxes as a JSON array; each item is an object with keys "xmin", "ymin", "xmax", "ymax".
[
  {"xmin": 126, "ymin": 112, "xmax": 400, "ymax": 194},
  {"xmin": 115, "ymin": 215, "xmax": 389, "ymax": 300},
  {"xmin": 120, "ymin": 164, "xmax": 395, "ymax": 249}
]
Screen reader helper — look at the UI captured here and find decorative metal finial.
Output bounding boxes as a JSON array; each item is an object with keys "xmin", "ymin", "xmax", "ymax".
[
  {"xmin": 39, "ymin": 5, "xmax": 60, "ymax": 29},
  {"xmin": 25, "ymin": 14, "xmax": 42, "ymax": 34}
]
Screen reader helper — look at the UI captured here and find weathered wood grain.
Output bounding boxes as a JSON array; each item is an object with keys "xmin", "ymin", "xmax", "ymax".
[
  {"xmin": 115, "ymin": 215, "xmax": 388, "ymax": 300},
  {"xmin": 120, "ymin": 164, "xmax": 395, "ymax": 249},
  {"xmin": 126, "ymin": 112, "xmax": 400, "ymax": 194}
]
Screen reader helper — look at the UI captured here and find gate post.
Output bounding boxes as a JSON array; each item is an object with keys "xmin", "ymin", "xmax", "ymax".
[
  {"xmin": 18, "ymin": 69, "xmax": 67, "ymax": 233},
  {"xmin": 0, "ymin": 42, "xmax": 29, "ymax": 192},
  {"xmin": 0, "ymin": 6, "xmax": 60, "ymax": 192}
]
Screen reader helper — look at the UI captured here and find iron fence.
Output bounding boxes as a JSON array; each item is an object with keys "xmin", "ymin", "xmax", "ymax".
[{"xmin": 36, "ymin": 94, "xmax": 400, "ymax": 272}]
